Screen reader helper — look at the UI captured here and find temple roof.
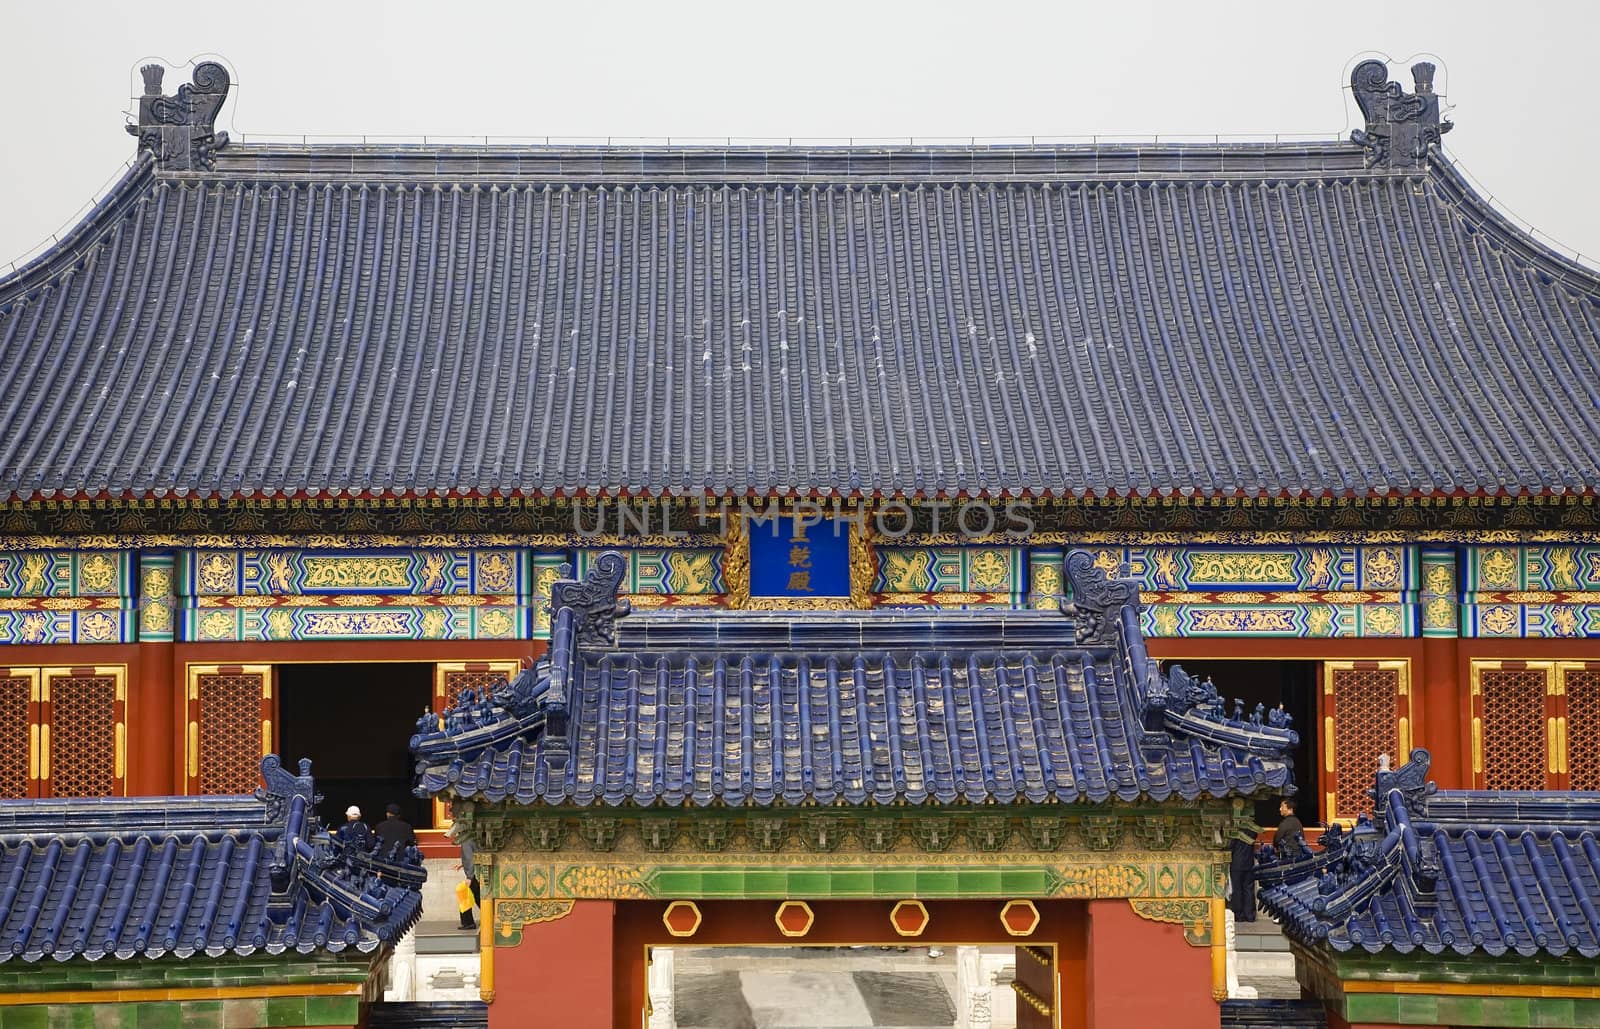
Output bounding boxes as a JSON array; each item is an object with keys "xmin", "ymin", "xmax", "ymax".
[
  {"xmin": 411, "ymin": 550, "xmax": 1298, "ymax": 807},
  {"xmin": 3, "ymin": 58, "xmax": 1598, "ymax": 504},
  {"xmin": 0, "ymin": 756, "xmax": 423, "ymax": 964},
  {"xmin": 1257, "ymin": 751, "xmax": 1600, "ymax": 959}
]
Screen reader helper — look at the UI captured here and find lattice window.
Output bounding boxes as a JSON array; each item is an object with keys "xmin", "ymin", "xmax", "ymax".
[
  {"xmin": 0, "ymin": 675, "xmax": 33, "ymax": 799},
  {"xmin": 433, "ymin": 661, "xmax": 521, "ymax": 830},
  {"xmin": 1325, "ymin": 662, "xmax": 1408, "ymax": 821},
  {"xmin": 1564, "ymin": 667, "xmax": 1600, "ymax": 792},
  {"xmin": 196, "ymin": 671, "xmax": 267, "ymax": 795},
  {"xmin": 441, "ymin": 668, "xmax": 514, "ymax": 712},
  {"xmin": 1477, "ymin": 666, "xmax": 1550, "ymax": 791},
  {"xmin": 47, "ymin": 672, "xmax": 120, "ymax": 798}
]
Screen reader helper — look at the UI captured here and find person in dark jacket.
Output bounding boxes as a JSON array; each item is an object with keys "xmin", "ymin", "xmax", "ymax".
[
  {"xmin": 1275, "ymin": 797, "xmax": 1306, "ymax": 859},
  {"xmin": 374, "ymin": 802, "xmax": 416, "ymax": 860}
]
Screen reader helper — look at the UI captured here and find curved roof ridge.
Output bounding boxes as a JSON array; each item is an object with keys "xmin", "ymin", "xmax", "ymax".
[
  {"xmin": 1428, "ymin": 149, "xmax": 1600, "ymax": 292},
  {"xmin": 0, "ymin": 156, "xmax": 156, "ymax": 309}
]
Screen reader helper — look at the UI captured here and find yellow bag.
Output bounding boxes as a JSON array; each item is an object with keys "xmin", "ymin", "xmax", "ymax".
[{"xmin": 454, "ymin": 879, "xmax": 474, "ymax": 914}]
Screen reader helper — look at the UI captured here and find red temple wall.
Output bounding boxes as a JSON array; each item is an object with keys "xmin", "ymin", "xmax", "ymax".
[{"xmin": 1084, "ymin": 900, "xmax": 1211, "ymax": 1029}]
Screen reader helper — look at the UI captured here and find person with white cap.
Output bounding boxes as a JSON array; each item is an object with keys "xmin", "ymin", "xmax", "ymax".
[{"xmin": 338, "ymin": 804, "xmax": 372, "ymax": 852}]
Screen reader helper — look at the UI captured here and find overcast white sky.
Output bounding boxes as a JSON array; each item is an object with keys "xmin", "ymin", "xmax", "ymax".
[{"xmin": 2, "ymin": 0, "xmax": 1595, "ymax": 270}]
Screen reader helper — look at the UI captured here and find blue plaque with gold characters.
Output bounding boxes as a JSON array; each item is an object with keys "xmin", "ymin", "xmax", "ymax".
[{"xmin": 750, "ymin": 514, "xmax": 849, "ymax": 598}]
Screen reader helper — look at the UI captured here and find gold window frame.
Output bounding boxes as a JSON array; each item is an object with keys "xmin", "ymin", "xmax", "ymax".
[
  {"xmin": 183, "ymin": 663, "xmax": 274, "ymax": 795},
  {"xmin": 39, "ymin": 665, "xmax": 128, "ymax": 798},
  {"xmin": 1321, "ymin": 659, "xmax": 1411, "ymax": 822}
]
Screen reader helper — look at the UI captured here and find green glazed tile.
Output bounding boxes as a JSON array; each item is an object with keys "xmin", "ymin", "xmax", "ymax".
[
  {"xmin": 3, "ymin": 1007, "xmax": 49, "ymax": 1029},
  {"xmin": 46, "ymin": 1006, "xmax": 98, "ymax": 1029},
  {"xmin": 179, "ymin": 1000, "xmax": 224, "ymax": 1029},
  {"xmin": 1396, "ymin": 994, "xmax": 1438, "ymax": 1023},
  {"xmin": 957, "ymin": 870, "xmax": 1002, "ymax": 895},
  {"xmin": 828, "ymin": 871, "xmax": 873, "ymax": 897},
  {"xmin": 696, "ymin": 871, "xmax": 745, "ymax": 898},
  {"xmin": 302, "ymin": 996, "xmax": 359, "ymax": 1026},
  {"xmin": 1479, "ymin": 997, "xmax": 1532, "ymax": 1027},
  {"xmin": 134, "ymin": 1003, "xmax": 182, "ymax": 1029},
  {"xmin": 1000, "ymin": 869, "xmax": 1049, "ymax": 895},
  {"xmin": 1435, "ymin": 995, "xmax": 1485, "ymax": 1025},
  {"xmin": 1531, "ymin": 998, "xmax": 1577, "ymax": 1027},
  {"xmin": 263, "ymin": 998, "xmax": 305, "ymax": 1028},
  {"xmin": 873, "ymin": 870, "xmax": 917, "ymax": 896},
  {"xmin": 912, "ymin": 871, "xmax": 956, "ymax": 897},
  {"xmin": 1344, "ymin": 993, "xmax": 1400, "ymax": 1024},
  {"xmin": 785, "ymin": 871, "xmax": 831, "ymax": 897},
  {"xmin": 744, "ymin": 870, "xmax": 786, "ymax": 897},
  {"xmin": 647, "ymin": 870, "xmax": 701, "ymax": 896}
]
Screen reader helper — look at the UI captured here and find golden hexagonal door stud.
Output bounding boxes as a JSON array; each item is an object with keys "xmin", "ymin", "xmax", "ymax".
[
  {"xmin": 1000, "ymin": 899, "xmax": 1041, "ymax": 937},
  {"xmin": 662, "ymin": 900, "xmax": 702, "ymax": 938},
  {"xmin": 774, "ymin": 900, "xmax": 815, "ymax": 938},
  {"xmin": 890, "ymin": 899, "xmax": 930, "ymax": 937}
]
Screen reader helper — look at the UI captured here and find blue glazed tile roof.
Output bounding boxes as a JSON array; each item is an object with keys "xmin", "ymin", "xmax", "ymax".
[
  {"xmin": 0, "ymin": 756, "xmax": 424, "ymax": 964},
  {"xmin": 412, "ymin": 550, "xmax": 1298, "ymax": 807},
  {"xmin": 1257, "ymin": 750, "xmax": 1600, "ymax": 958},
  {"xmin": 2, "ymin": 134, "xmax": 1599, "ymax": 502}
]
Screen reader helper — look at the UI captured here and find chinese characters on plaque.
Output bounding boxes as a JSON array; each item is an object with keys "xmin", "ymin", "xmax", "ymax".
[{"xmin": 749, "ymin": 514, "xmax": 850, "ymax": 600}]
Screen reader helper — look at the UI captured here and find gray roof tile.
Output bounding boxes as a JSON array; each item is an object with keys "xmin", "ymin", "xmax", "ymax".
[{"xmin": 2, "ymin": 144, "xmax": 1598, "ymax": 501}]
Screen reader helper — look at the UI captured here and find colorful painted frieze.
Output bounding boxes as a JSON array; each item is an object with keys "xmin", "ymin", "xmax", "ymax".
[
  {"xmin": 0, "ymin": 607, "xmax": 134, "ymax": 644},
  {"xmin": 574, "ymin": 548, "xmax": 725, "ymax": 599},
  {"xmin": 1466, "ymin": 545, "xmax": 1600, "ymax": 591},
  {"xmin": 1461, "ymin": 603, "xmax": 1600, "ymax": 638},
  {"xmin": 1077, "ymin": 545, "xmax": 1414, "ymax": 592},
  {"xmin": 875, "ymin": 547, "xmax": 1025, "ymax": 604},
  {"xmin": 532, "ymin": 552, "xmax": 569, "ymax": 638},
  {"xmin": 0, "ymin": 551, "xmax": 138, "ymax": 643},
  {"xmin": 1141, "ymin": 603, "xmax": 1415, "ymax": 638},
  {"xmin": 0, "ymin": 550, "xmax": 132, "ymax": 597},
  {"xmin": 181, "ymin": 548, "xmax": 526, "ymax": 596},
  {"xmin": 184, "ymin": 599, "xmax": 526, "ymax": 642}
]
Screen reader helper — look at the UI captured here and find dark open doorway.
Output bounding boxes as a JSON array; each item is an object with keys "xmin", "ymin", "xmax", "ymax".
[
  {"xmin": 1158, "ymin": 659, "xmax": 1320, "ymax": 827},
  {"xmin": 277, "ymin": 662, "xmax": 432, "ymax": 834}
]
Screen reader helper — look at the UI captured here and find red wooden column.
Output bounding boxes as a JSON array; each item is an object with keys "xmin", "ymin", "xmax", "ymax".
[
  {"xmin": 132, "ymin": 639, "xmax": 176, "ymax": 795},
  {"xmin": 1419, "ymin": 636, "xmax": 1464, "ymax": 788},
  {"xmin": 1084, "ymin": 900, "xmax": 1211, "ymax": 1029}
]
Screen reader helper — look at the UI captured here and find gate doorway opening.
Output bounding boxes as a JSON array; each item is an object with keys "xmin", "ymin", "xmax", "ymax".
[
  {"xmin": 276, "ymin": 662, "xmax": 432, "ymax": 832},
  {"xmin": 659, "ymin": 944, "xmax": 1021, "ymax": 1029},
  {"xmin": 1162, "ymin": 659, "xmax": 1320, "ymax": 826}
]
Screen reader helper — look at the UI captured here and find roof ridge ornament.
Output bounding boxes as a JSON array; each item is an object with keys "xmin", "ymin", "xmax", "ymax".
[
  {"xmin": 1370, "ymin": 747, "xmax": 1437, "ymax": 820},
  {"xmin": 1062, "ymin": 549, "xmax": 1139, "ymax": 645},
  {"xmin": 1349, "ymin": 58, "xmax": 1452, "ymax": 168},
  {"xmin": 126, "ymin": 61, "xmax": 231, "ymax": 171},
  {"xmin": 550, "ymin": 551, "xmax": 632, "ymax": 648}
]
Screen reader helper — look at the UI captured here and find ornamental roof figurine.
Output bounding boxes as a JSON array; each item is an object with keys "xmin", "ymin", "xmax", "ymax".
[
  {"xmin": 3, "ymin": 53, "xmax": 1599, "ymax": 505},
  {"xmin": 412, "ymin": 550, "xmax": 1298, "ymax": 807},
  {"xmin": 1257, "ymin": 750, "xmax": 1600, "ymax": 959}
]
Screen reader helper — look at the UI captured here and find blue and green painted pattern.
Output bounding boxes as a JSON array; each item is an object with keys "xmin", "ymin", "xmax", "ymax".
[
  {"xmin": 575, "ymin": 548, "xmax": 725, "ymax": 595},
  {"xmin": 184, "ymin": 601, "xmax": 527, "ymax": 642},
  {"xmin": 0, "ymin": 551, "xmax": 132, "ymax": 597},
  {"xmin": 181, "ymin": 548, "xmax": 528, "ymax": 596},
  {"xmin": 1462, "ymin": 603, "xmax": 1600, "ymax": 638},
  {"xmin": 1465, "ymin": 545, "xmax": 1600, "ymax": 591},
  {"xmin": 1141, "ymin": 603, "xmax": 1416, "ymax": 638},
  {"xmin": 0, "ymin": 608, "xmax": 134, "ymax": 645},
  {"xmin": 1078, "ymin": 545, "xmax": 1415, "ymax": 591},
  {"xmin": 875, "ymin": 547, "xmax": 1025, "ymax": 598}
]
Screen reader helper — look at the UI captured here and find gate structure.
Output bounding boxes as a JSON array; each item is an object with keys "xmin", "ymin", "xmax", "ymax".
[{"xmin": 414, "ymin": 552, "xmax": 1299, "ymax": 1027}]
